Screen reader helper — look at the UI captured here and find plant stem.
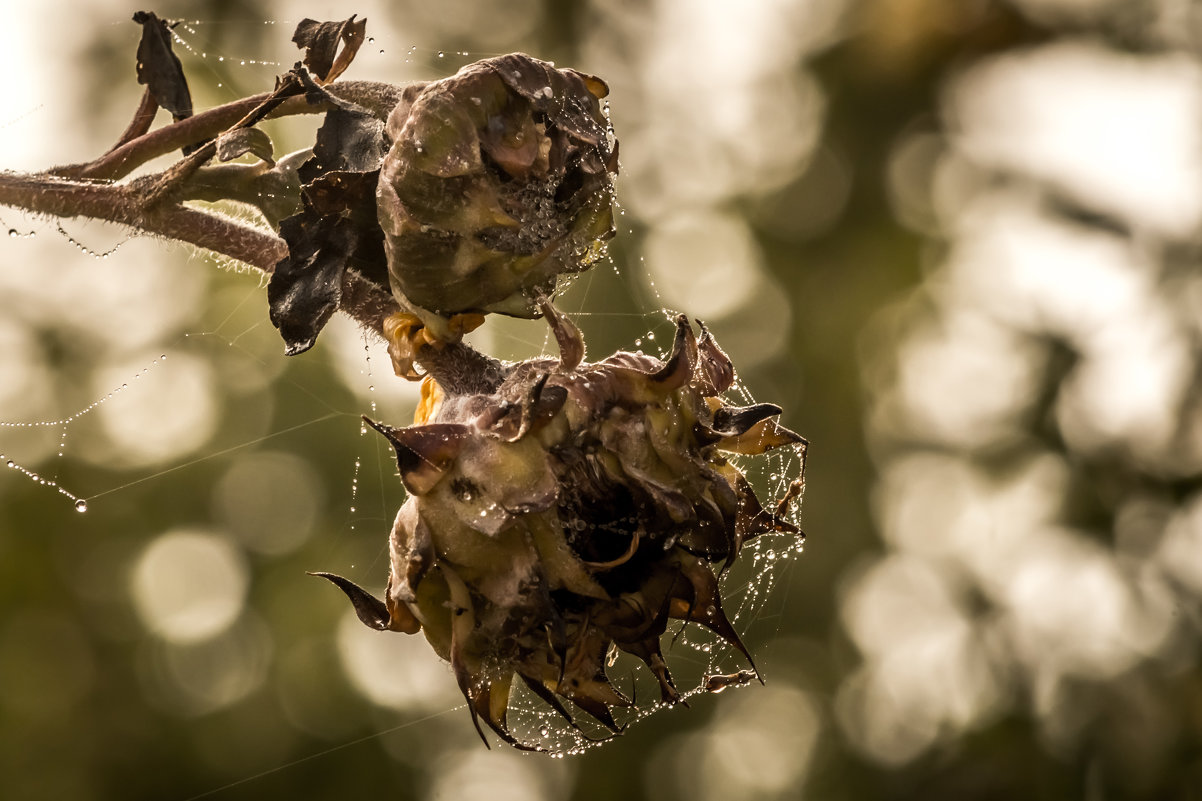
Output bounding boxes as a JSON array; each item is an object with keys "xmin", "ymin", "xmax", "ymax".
[
  {"xmin": 51, "ymin": 80, "xmax": 402, "ymax": 182},
  {"xmin": 0, "ymin": 171, "xmax": 286, "ymax": 272},
  {"xmin": 0, "ymin": 169, "xmax": 405, "ymax": 342},
  {"xmin": 108, "ymin": 88, "xmax": 159, "ymax": 154}
]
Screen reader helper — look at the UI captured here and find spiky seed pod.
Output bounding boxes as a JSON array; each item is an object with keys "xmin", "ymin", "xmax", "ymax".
[
  {"xmin": 317, "ymin": 305, "xmax": 805, "ymax": 750},
  {"xmin": 376, "ymin": 54, "xmax": 618, "ymax": 340}
]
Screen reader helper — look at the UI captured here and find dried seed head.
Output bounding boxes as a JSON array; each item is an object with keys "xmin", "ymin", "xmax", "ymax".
[
  {"xmin": 376, "ymin": 54, "xmax": 619, "ymax": 335},
  {"xmin": 317, "ymin": 308, "xmax": 805, "ymax": 749}
]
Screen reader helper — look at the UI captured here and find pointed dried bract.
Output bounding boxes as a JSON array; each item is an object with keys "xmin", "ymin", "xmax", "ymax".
[{"xmin": 321, "ymin": 311, "xmax": 805, "ymax": 748}]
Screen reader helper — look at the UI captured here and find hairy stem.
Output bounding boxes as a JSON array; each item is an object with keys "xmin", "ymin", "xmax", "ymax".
[
  {"xmin": 0, "ymin": 171, "xmax": 286, "ymax": 272},
  {"xmin": 415, "ymin": 341, "xmax": 506, "ymax": 395},
  {"xmin": 0, "ymin": 169, "xmax": 407, "ymax": 343}
]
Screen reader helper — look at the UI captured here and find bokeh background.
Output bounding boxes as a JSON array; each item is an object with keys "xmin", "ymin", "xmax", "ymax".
[{"xmin": 3, "ymin": 0, "xmax": 1202, "ymax": 798}]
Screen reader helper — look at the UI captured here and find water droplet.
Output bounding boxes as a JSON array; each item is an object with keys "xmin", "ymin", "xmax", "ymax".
[
  {"xmin": 368, "ymin": 37, "xmax": 375, "ymax": 43},
  {"xmin": 8, "ymin": 229, "xmax": 17, "ymax": 237},
  {"xmin": 5, "ymin": 460, "xmax": 14, "ymax": 468},
  {"xmin": 437, "ymin": 51, "xmax": 445, "ymax": 58},
  {"xmin": 538, "ymin": 724, "xmax": 550, "ymax": 737},
  {"xmin": 75, "ymin": 500, "xmax": 88, "ymax": 513}
]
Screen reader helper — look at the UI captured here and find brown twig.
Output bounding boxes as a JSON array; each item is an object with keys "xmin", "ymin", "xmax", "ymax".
[
  {"xmin": 50, "ymin": 80, "xmax": 401, "ymax": 183},
  {"xmin": 141, "ymin": 72, "xmax": 308, "ymax": 207},
  {"xmin": 108, "ymin": 88, "xmax": 160, "ymax": 154},
  {"xmin": 1, "ymin": 77, "xmax": 413, "ymax": 344},
  {"xmin": 0, "ymin": 171, "xmax": 286, "ymax": 273},
  {"xmin": 0, "ymin": 169, "xmax": 407, "ymax": 343}
]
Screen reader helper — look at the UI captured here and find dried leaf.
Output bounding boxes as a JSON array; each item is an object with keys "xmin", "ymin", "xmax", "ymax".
[
  {"xmin": 292, "ymin": 15, "xmax": 367, "ymax": 84},
  {"xmin": 268, "ymin": 211, "xmax": 354, "ymax": 355},
  {"xmin": 132, "ymin": 11, "xmax": 192, "ymax": 121},
  {"xmin": 267, "ymin": 95, "xmax": 390, "ymax": 355},
  {"xmin": 305, "ymin": 104, "xmax": 387, "ymax": 177},
  {"xmin": 215, "ymin": 127, "xmax": 275, "ymax": 165}
]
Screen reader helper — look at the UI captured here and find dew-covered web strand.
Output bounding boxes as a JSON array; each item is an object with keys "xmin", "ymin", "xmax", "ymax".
[
  {"xmin": 339, "ymin": 330, "xmax": 399, "ymax": 585},
  {"xmin": 175, "ymin": 705, "xmax": 466, "ymax": 801},
  {"xmin": 56, "ymin": 220, "xmax": 132, "ymax": 259},
  {"xmin": 0, "ymin": 214, "xmax": 353, "ymax": 514},
  {"xmin": 168, "ymin": 20, "xmax": 492, "ymax": 89},
  {"xmin": 0, "ymin": 351, "xmax": 171, "ymax": 511}
]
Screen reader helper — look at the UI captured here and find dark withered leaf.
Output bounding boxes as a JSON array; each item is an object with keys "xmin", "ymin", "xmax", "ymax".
[
  {"xmin": 269, "ymin": 212, "xmax": 352, "ymax": 355},
  {"xmin": 304, "ymin": 104, "xmax": 387, "ymax": 178},
  {"xmin": 267, "ymin": 86, "xmax": 390, "ymax": 355},
  {"xmin": 132, "ymin": 11, "xmax": 192, "ymax": 121},
  {"xmin": 292, "ymin": 15, "xmax": 367, "ymax": 84},
  {"xmin": 215, "ymin": 127, "xmax": 274, "ymax": 164},
  {"xmin": 267, "ymin": 169, "xmax": 388, "ymax": 355}
]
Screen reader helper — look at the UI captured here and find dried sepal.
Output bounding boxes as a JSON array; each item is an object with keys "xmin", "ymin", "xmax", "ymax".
[
  {"xmin": 308, "ymin": 571, "xmax": 420, "ymax": 634},
  {"xmin": 321, "ymin": 308, "xmax": 805, "ymax": 748}
]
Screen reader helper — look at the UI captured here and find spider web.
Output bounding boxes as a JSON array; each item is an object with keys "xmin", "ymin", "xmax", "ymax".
[{"xmin": 0, "ymin": 12, "xmax": 807, "ymax": 789}]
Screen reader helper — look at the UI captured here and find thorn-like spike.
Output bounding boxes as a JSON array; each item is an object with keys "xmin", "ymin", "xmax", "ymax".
[
  {"xmin": 732, "ymin": 471, "xmax": 800, "ymax": 549},
  {"xmin": 646, "ymin": 315, "xmax": 697, "ymax": 392},
  {"xmin": 309, "ymin": 572, "xmax": 392, "ymax": 631},
  {"xmin": 501, "ymin": 372, "xmax": 567, "ymax": 442},
  {"xmin": 716, "ymin": 416, "xmax": 806, "ymax": 456},
  {"xmin": 672, "ymin": 556, "xmax": 759, "ymax": 677},
  {"xmin": 646, "ymin": 648, "xmax": 681, "ymax": 704},
  {"xmin": 695, "ymin": 321, "xmax": 735, "ymax": 396},
  {"xmin": 519, "ymin": 673, "xmax": 577, "ymax": 725},
  {"xmin": 364, "ymin": 417, "xmax": 470, "ymax": 495},
  {"xmin": 540, "ymin": 297, "xmax": 585, "ymax": 372},
  {"xmin": 566, "ymin": 693, "xmax": 624, "ymax": 733},
  {"xmin": 622, "ymin": 638, "xmax": 680, "ymax": 704},
  {"xmin": 527, "ymin": 381, "xmax": 568, "ymax": 434},
  {"xmin": 711, "ymin": 403, "xmax": 783, "ymax": 436},
  {"xmin": 443, "ymin": 565, "xmax": 495, "ymax": 749}
]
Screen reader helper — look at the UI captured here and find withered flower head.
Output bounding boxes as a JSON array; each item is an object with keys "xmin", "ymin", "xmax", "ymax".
[
  {"xmin": 376, "ymin": 54, "xmax": 619, "ymax": 337},
  {"xmin": 316, "ymin": 304, "xmax": 806, "ymax": 750}
]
